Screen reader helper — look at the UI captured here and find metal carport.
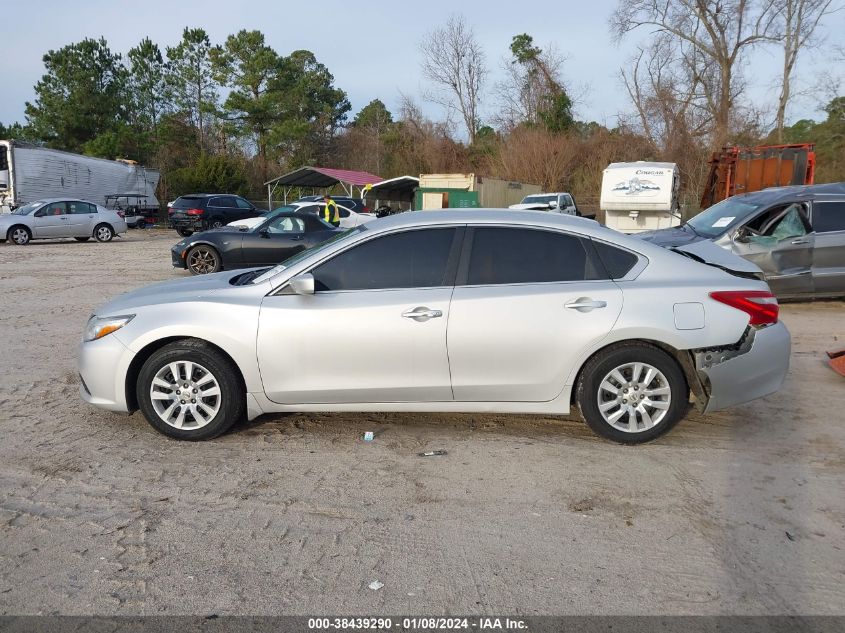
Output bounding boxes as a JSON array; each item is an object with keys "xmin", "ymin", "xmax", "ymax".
[
  {"xmin": 264, "ymin": 166, "xmax": 382, "ymax": 208},
  {"xmin": 365, "ymin": 176, "xmax": 420, "ymax": 210}
]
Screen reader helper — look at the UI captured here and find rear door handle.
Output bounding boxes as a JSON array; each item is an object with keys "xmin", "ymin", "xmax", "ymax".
[
  {"xmin": 791, "ymin": 238, "xmax": 809, "ymax": 244},
  {"xmin": 565, "ymin": 298, "xmax": 607, "ymax": 312},
  {"xmin": 402, "ymin": 307, "xmax": 443, "ymax": 321}
]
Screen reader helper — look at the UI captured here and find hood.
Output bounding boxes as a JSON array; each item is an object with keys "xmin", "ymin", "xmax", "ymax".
[
  {"xmin": 671, "ymin": 239, "xmax": 763, "ymax": 276},
  {"xmin": 508, "ymin": 203, "xmax": 551, "ymax": 211},
  {"xmin": 636, "ymin": 224, "xmax": 703, "ymax": 247},
  {"xmin": 0, "ymin": 213, "xmax": 21, "ymax": 226},
  {"xmin": 95, "ymin": 271, "xmax": 241, "ymax": 315}
]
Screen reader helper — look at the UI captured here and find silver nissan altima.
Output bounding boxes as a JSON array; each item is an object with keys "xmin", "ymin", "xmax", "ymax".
[{"xmin": 78, "ymin": 210, "xmax": 791, "ymax": 443}]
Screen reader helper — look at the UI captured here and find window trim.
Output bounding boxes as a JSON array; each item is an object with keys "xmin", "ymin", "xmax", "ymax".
[
  {"xmin": 289, "ymin": 225, "xmax": 466, "ymax": 295},
  {"xmin": 455, "ymin": 224, "xmax": 618, "ymax": 288}
]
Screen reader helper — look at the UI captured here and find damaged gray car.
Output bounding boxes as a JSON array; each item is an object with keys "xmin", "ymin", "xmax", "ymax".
[{"xmin": 638, "ymin": 183, "xmax": 845, "ymax": 299}]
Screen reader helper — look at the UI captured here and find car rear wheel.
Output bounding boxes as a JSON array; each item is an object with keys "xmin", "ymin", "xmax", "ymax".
[
  {"xmin": 209, "ymin": 218, "xmax": 224, "ymax": 229},
  {"xmin": 136, "ymin": 340, "xmax": 245, "ymax": 440},
  {"xmin": 8, "ymin": 226, "xmax": 31, "ymax": 245},
  {"xmin": 94, "ymin": 224, "xmax": 114, "ymax": 242},
  {"xmin": 186, "ymin": 245, "xmax": 222, "ymax": 275},
  {"xmin": 177, "ymin": 228, "xmax": 193, "ymax": 237},
  {"xmin": 135, "ymin": 219, "xmax": 146, "ymax": 229},
  {"xmin": 576, "ymin": 343, "xmax": 688, "ymax": 444}
]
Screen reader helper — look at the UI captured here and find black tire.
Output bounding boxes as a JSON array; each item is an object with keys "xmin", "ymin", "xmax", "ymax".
[
  {"xmin": 135, "ymin": 219, "xmax": 146, "ymax": 229},
  {"xmin": 75, "ymin": 237, "xmax": 90, "ymax": 242},
  {"xmin": 186, "ymin": 245, "xmax": 222, "ymax": 275},
  {"xmin": 94, "ymin": 223, "xmax": 114, "ymax": 242},
  {"xmin": 136, "ymin": 339, "xmax": 245, "ymax": 441},
  {"xmin": 177, "ymin": 228, "xmax": 194, "ymax": 237},
  {"xmin": 576, "ymin": 342, "xmax": 688, "ymax": 444},
  {"xmin": 208, "ymin": 218, "xmax": 224, "ymax": 229},
  {"xmin": 8, "ymin": 225, "xmax": 31, "ymax": 245}
]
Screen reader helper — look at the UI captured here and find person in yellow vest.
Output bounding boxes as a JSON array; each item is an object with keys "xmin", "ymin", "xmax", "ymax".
[{"xmin": 321, "ymin": 194, "xmax": 341, "ymax": 227}]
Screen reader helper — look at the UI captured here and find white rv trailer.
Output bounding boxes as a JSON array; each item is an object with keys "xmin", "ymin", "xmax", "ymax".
[
  {"xmin": 0, "ymin": 140, "xmax": 160, "ymax": 213},
  {"xmin": 600, "ymin": 161, "xmax": 681, "ymax": 233}
]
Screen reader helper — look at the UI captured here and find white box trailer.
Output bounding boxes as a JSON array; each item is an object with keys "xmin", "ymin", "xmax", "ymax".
[
  {"xmin": 600, "ymin": 162, "xmax": 680, "ymax": 233},
  {"xmin": 0, "ymin": 140, "xmax": 160, "ymax": 213}
]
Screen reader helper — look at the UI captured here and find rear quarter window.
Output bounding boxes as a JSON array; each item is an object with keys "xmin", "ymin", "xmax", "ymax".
[{"xmin": 591, "ymin": 240, "xmax": 639, "ymax": 279}]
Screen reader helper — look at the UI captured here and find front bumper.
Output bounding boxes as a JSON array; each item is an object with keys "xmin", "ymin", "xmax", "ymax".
[
  {"xmin": 698, "ymin": 321, "xmax": 791, "ymax": 412},
  {"xmin": 78, "ymin": 334, "xmax": 134, "ymax": 413},
  {"xmin": 171, "ymin": 246, "xmax": 187, "ymax": 268}
]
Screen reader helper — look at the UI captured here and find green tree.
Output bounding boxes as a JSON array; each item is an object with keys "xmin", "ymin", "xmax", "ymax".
[
  {"xmin": 24, "ymin": 37, "xmax": 127, "ymax": 152},
  {"xmin": 128, "ymin": 37, "xmax": 169, "ymax": 140},
  {"xmin": 0, "ymin": 121, "xmax": 26, "ymax": 139},
  {"xmin": 268, "ymin": 50, "xmax": 350, "ymax": 167},
  {"xmin": 781, "ymin": 96, "xmax": 845, "ymax": 183},
  {"xmin": 210, "ymin": 30, "xmax": 282, "ymax": 182},
  {"xmin": 503, "ymin": 34, "xmax": 574, "ymax": 133},
  {"xmin": 167, "ymin": 153, "xmax": 248, "ymax": 198},
  {"xmin": 166, "ymin": 28, "xmax": 217, "ymax": 150}
]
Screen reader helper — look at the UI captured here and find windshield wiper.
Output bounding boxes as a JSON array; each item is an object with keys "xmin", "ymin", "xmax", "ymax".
[{"xmin": 231, "ymin": 268, "xmax": 271, "ymax": 286}]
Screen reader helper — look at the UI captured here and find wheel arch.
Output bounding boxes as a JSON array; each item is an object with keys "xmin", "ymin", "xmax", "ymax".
[
  {"xmin": 6, "ymin": 224, "xmax": 32, "ymax": 241},
  {"xmin": 569, "ymin": 338, "xmax": 705, "ymax": 410},
  {"xmin": 125, "ymin": 336, "xmax": 247, "ymax": 412}
]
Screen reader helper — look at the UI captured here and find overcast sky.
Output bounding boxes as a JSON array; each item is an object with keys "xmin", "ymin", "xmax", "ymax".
[{"xmin": 2, "ymin": 0, "xmax": 843, "ymax": 133}]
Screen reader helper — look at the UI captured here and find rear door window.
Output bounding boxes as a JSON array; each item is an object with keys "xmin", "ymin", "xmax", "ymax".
[
  {"xmin": 67, "ymin": 201, "xmax": 91, "ymax": 214},
  {"xmin": 312, "ymin": 228, "xmax": 460, "ymax": 291},
  {"xmin": 812, "ymin": 201, "xmax": 845, "ymax": 233},
  {"xmin": 463, "ymin": 227, "xmax": 603, "ymax": 285},
  {"xmin": 210, "ymin": 196, "xmax": 235, "ymax": 208}
]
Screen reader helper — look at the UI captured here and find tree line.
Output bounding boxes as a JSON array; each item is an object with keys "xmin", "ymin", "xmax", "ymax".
[{"xmin": 1, "ymin": 1, "xmax": 843, "ymax": 212}]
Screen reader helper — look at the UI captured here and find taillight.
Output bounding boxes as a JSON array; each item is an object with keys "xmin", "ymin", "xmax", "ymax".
[
  {"xmin": 709, "ymin": 290, "xmax": 779, "ymax": 326},
  {"xmin": 186, "ymin": 208, "xmax": 204, "ymax": 216}
]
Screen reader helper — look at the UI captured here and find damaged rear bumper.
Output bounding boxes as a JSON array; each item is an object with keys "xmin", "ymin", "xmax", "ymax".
[{"xmin": 694, "ymin": 321, "xmax": 791, "ymax": 413}]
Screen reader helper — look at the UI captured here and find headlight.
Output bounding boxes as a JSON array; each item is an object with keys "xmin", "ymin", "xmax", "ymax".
[{"xmin": 84, "ymin": 315, "xmax": 135, "ymax": 342}]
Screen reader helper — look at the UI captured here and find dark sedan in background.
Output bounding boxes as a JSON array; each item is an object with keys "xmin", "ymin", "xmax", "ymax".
[
  {"xmin": 638, "ymin": 182, "xmax": 845, "ymax": 299},
  {"xmin": 168, "ymin": 193, "xmax": 260, "ymax": 236},
  {"xmin": 172, "ymin": 210, "xmax": 342, "ymax": 275}
]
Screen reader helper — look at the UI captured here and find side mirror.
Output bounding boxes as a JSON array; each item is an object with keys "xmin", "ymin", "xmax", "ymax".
[
  {"xmin": 259, "ymin": 228, "xmax": 270, "ymax": 238},
  {"xmin": 33, "ymin": 209, "xmax": 45, "ymax": 217},
  {"xmin": 289, "ymin": 272, "xmax": 314, "ymax": 295},
  {"xmin": 734, "ymin": 227, "xmax": 749, "ymax": 243},
  {"xmin": 548, "ymin": 201, "xmax": 558, "ymax": 209}
]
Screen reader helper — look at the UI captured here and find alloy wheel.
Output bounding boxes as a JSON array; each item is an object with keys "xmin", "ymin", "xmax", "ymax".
[
  {"xmin": 596, "ymin": 362, "xmax": 671, "ymax": 433},
  {"xmin": 187, "ymin": 248, "xmax": 218, "ymax": 274},
  {"xmin": 96, "ymin": 226, "xmax": 113, "ymax": 241},
  {"xmin": 149, "ymin": 361, "xmax": 221, "ymax": 430},
  {"xmin": 11, "ymin": 228, "xmax": 29, "ymax": 245}
]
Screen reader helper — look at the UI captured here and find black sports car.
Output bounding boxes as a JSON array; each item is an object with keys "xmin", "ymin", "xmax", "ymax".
[{"xmin": 171, "ymin": 210, "xmax": 343, "ymax": 275}]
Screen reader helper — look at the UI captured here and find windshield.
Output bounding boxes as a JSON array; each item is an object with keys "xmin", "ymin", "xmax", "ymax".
[
  {"xmin": 686, "ymin": 197, "xmax": 762, "ymax": 238},
  {"xmin": 12, "ymin": 201, "xmax": 45, "ymax": 215},
  {"xmin": 522, "ymin": 195, "xmax": 556, "ymax": 204},
  {"xmin": 252, "ymin": 225, "xmax": 366, "ymax": 284}
]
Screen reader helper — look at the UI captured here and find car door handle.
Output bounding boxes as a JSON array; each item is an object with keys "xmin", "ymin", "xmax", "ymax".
[
  {"xmin": 791, "ymin": 238, "xmax": 809, "ymax": 244},
  {"xmin": 565, "ymin": 298, "xmax": 607, "ymax": 312},
  {"xmin": 402, "ymin": 307, "xmax": 443, "ymax": 321},
  {"xmin": 291, "ymin": 235, "xmax": 304, "ymax": 241}
]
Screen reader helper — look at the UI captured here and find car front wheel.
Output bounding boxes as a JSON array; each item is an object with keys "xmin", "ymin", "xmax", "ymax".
[
  {"xmin": 576, "ymin": 343, "xmax": 688, "ymax": 444},
  {"xmin": 186, "ymin": 245, "xmax": 222, "ymax": 275},
  {"xmin": 136, "ymin": 339, "xmax": 245, "ymax": 440},
  {"xmin": 8, "ymin": 226, "xmax": 31, "ymax": 245},
  {"xmin": 94, "ymin": 224, "xmax": 114, "ymax": 242}
]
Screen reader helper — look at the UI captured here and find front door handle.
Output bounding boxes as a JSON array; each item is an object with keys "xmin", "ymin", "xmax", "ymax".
[
  {"xmin": 791, "ymin": 238, "xmax": 809, "ymax": 245},
  {"xmin": 402, "ymin": 307, "xmax": 443, "ymax": 321},
  {"xmin": 565, "ymin": 298, "xmax": 607, "ymax": 312}
]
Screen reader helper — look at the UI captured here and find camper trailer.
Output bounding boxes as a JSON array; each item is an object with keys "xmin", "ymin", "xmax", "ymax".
[
  {"xmin": 0, "ymin": 140, "xmax": 160, "ymax": 214},
  {"xmin": 600, "ymin": 162, "xmax": 680, "ymax": 233}
]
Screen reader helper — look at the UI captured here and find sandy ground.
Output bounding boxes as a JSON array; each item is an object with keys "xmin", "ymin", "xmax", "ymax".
[{"xmin": 0, "ymin": 229, "xmax": 843, "ymax": 616}]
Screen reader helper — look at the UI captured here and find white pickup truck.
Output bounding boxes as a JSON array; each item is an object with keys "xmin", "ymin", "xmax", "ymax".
[{"xmin": 508, "ymin": 192, "xmax": 578, "ymax": 215}]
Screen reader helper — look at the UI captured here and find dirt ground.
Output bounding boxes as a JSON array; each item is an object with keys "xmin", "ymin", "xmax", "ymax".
[{"xmin": 0, "ymin": 229, "xmax": 843, "ymax": 616}]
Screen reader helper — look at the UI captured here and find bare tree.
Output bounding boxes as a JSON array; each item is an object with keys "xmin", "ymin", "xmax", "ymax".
[
  {"xmin": 612, "ymin": 0, "xmax": 780, "ymax": 148},
  {"xmin": 420, "ymin": 15, "xmax": 488, "ymax": 144},
  {"xmin": 773, "ymin": 0, "xmax": 838, "ymax": 141}
]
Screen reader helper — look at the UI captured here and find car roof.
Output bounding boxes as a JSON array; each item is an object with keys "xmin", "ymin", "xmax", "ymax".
[
  {"xmin": 176, "ymin": 193, "xmax": 240, "ymax": 198},
  {"xmin": 27, "ymin": 198, "xmax": 98, "ymax": 204},
  {"xmin": 733, "ymin": 182, "xmax": 845, "ymax": 205}
]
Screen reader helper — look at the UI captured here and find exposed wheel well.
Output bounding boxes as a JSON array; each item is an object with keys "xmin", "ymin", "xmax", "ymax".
[
  {"xmin": 570, "ymin": 339, "xmax": 702, "ymax": 408},
  {"xmin": 125, "ymin": 336, "xmax": 247, "ymax": 412},
  {"xmin": 7, "ymin": 224, "xmax": 31, "ymax": 239}
]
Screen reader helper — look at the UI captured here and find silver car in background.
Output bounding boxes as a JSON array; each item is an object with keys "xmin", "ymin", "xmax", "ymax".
[
  {"xmin": 78, "ymin": 210, "xmax": 790, "ymax": 443},
  {"xmin": 0, "ymin": 198, "xmax": 128, "ymax": 245}
]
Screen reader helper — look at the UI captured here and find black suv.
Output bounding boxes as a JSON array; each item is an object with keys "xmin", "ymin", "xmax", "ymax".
[{"xmin": 168, "ymin": 194, "xmax": 259, "ymax": 236}]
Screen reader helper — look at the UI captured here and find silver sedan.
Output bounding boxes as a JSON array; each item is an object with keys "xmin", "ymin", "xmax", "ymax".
[
  {"xmin": 1, "ymin": 198, "xmax": 128, "ymax": 244},
  {"xmin": 78, "ymin": 210, "xmax": 790, "ymax": 443}
]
